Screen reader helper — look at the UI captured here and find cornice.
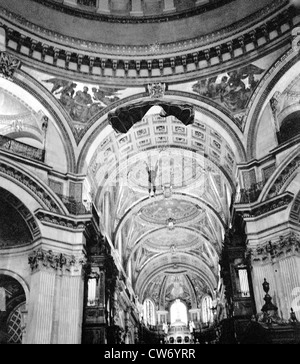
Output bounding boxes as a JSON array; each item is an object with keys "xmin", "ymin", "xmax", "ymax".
[
  {"xmin": 35, "ymin": 209, "xmax": 92, "ymax": 231},
  {"xmin": 0, "ymin": 1, "xmax": 294, "ymax": 86},
  {"xmin": 0, "ymin": 0, "xmax": 288, "ymax": 55}
]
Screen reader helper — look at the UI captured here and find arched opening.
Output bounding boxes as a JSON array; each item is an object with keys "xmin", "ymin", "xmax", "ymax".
[
  {"xmin": 0, "ymin": 274, "xmax": 26, "ymax": 344},
  {"xmin": 143, "ymin": 299, "xmax": 156, "ymax": 326},
  {"xmin": 0, "ymin": 187, "xmax": 38, "ymax": 248},
  {"xmin": 202, "ymin": 296, "xmax": 213, "ymax": 325},
  {"xmin": 280, "ymin": 111, "xmax": 300, "ymax": 144},
  {"xmin": 170, "ymin": 299, "xmax": 188, "ymax": 326}
]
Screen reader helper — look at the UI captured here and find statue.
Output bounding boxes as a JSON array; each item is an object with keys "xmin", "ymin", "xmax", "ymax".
[{"xmin": 290, "ymin": 308, "xmax": 298, "ymax": 323}]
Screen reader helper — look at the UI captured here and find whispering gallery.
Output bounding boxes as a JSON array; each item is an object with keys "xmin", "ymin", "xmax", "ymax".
[{"xmin": 1, "ymin": 0, "xmax": 300, "ymax": 345}]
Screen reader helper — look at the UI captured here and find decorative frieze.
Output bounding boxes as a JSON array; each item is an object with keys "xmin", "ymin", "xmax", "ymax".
[
  {"xmin": 28, "ymin": 248, "xmax": 87, "ymax": 273},
  {"xmin": 246, "ymin": 232, "xmax": 300, "ymax": 264},
  {"xmin": 0, "ymin": 52, "xmax": 20, "ymax": 79}
]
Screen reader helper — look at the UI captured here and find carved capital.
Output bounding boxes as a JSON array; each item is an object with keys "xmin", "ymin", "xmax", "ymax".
[
  {"xmin": 0, "ymin": 52, "xmax": 20, "ymax": 79},
  {"xmin": 28, "ymin": 248, "xmax": 87, "ymax": 275},
  {"xmin": 247, "ymin": 232, "xmax": 300, "ymax": 265}
]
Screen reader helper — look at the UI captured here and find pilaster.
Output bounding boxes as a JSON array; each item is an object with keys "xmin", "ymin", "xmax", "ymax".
[{"xmin": 25, "ymin": 248, "xmax": 86, "ymax": 344}]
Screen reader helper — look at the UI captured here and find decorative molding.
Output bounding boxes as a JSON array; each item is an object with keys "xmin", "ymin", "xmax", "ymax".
[
  {"xmin": 28, "ymin": 248, "xmax": 87, "ymax": 273},
  {"xmin": 35, "ymin": 210, "xmax": 91, "ymax": 231},
  {"xmin": 0, "ymin": 2, "xmax": 293, "ymax": 85},
  {"xmin": 0, "ymin": 52, "xmax": 20, "ymax": 79},
  {"xmin": 236, "ymin": 192, "xmax": 293, "ymax": 218},
  {"xmin": 0, "ymin": 161, "xmax": 64, "ymax": 214},
  {"xmin": 246, "ymin": 47, "xmax": 298, "ymax": 158},
  {"xmin": 246, "ymin": 232, "xmax": 300, "ymax": 264},
  {"xmin": 267, "ymin": 154, "xmax": 300, "ymax": 198},
  {"xmin": 148, "ymin": 83, "xmax": 166, "ymax": 99}
]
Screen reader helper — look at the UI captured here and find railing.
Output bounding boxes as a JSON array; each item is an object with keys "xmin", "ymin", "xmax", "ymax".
[
  {"xmin": 236, "ymin": 181, "xmax": 266, "ymax": 204},
  {"xmin": 0, "ymin": 134, "xmax": 45, "ymax": 162},
  {"xmin": 58, "ymin": 194, "xmax": 91, "ymax": 215}
]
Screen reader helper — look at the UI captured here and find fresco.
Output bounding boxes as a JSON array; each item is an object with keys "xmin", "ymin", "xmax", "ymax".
[
  {"xmin": 21, "ymin": 67, "xmax": 144, "ymax": 125},
  {"xmin": 43, "ymin": 78, "xmax": 125, "ymax": 123},
  {"xmin": 192, "ymin": 64, "xmax": 265, "ymax": 113}
]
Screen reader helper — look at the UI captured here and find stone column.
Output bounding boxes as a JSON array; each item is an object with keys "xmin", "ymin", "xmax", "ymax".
[
  {"xmin": 56, "ymin": 266, "xmax": 85, "ymax": 344},
  {"xmin": 26, "ymin": 266, "xmax": 56, "ymax": 344},
  {"xmin": 97, "ymin": 0, "xmax": 110, "ymax": 13},
  {"xmin": 26, "ymin": 249, "xmax": 86, "ymax": 344},
  {"xmin": 130, "ymin": 0, "xmax": 143, "ymax": 16},
  {"xmin": 163, "ymin": 0, "xmax": 176, "ymax": 12}
]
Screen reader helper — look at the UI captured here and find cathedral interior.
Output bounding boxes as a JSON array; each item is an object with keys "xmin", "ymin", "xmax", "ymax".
[{"xmin": 1, "ymin": 0, "xmax": 300, "ymax": 345}]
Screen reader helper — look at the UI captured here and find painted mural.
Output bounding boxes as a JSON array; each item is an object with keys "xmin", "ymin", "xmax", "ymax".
[
  {"xmin": 43, "ymin": 78, "xmax": 124, "ymax": 123},
  {"xmin": 21, "ymin": 66, "xmax": 144, "ymax": 126},
  {"xmin": 192, "ymin": 64, "xmax": 265, "ymax": 113}
]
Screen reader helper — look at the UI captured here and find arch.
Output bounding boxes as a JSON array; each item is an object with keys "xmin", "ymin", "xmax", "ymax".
[
  {"xmin": 125, "ymin": 226, "xmax": 219, "ymax": 275},
  {"xmin": 280, "ymin": 111, "xmax": 300, "ymax": 143},
  {"xmin": 0, "ymin": 269, "xmax": 29, "ymax": 303},
  {"xmin": 0, "ymin": 156, "xmax": 68, "ymax": 215},
  {"xmin": 245, "ymin": 48, "xmax": 299, "ymax": 159},
  {"xmin": 136, "ymin": 255, "xmax": 218, "ymax": 300},
  {"xmin": 258, "ymin": 147, "xmax": 300, "ymax": 202},
  {"xmin": 115, "ymin": 192, "xmax": 226, "ymax": 249},
  {"xmin": 143, "ymin": 298, "xmax": 156, "ymax": 326},
  {"xmin": 202, "ymin": 295, "xmax": 214, "ymax": 324},
  {"xmin": 77, "ymin": 92, "xmax": 247, "ymax": 174},
  {"xmin": 13, "ymin": 70, "xmax": 77, "ymax": 173},
  {"xmin": 170, "ymin": 299, "xmax": 188, "ymax": 325},
  {"xmin": 0, "ymin": 186, "xmax": 41, "ymax": 243}
]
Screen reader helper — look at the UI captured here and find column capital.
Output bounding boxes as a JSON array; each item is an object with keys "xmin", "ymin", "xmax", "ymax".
[{"xmin": 28, "ymin": 248, "xmax": 87, "ymax": 275}]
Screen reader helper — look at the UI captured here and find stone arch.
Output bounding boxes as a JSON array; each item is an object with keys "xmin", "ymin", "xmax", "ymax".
[
  {"xmin": 0, "ymin": 157, "xmax": 67, "ymax": 215},
  {"xmin": 76, "ymin": 91, "xmax": 246, "ymax": 175},
  {"xmin": 0, "ymin": 269, "xmax": 29, "ymax": 303},
  {"xmin": 244, "ymin": 47, "xmax": 300, "ymax": 159},
  {"xmin": 13, "ymin": 70, "xmax": 77, "ymax": 173},
  {"xmin": 258, "ymin": 148, "xmax": 300, "ymax": 202}
]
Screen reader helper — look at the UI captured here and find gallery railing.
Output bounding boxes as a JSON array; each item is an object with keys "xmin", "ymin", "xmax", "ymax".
[
  {"xmin": 0, "ymin": 134, "xmax": 45, "ymax": 163},
  {"xmin": 57, "ymin": 194, "xmax": 92, "ymax": 215},
  {"xmin": 235, "ymin": 181, "xmax": 266, "ymax": 204}
]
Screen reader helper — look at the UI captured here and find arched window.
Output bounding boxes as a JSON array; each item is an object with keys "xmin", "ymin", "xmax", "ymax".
[
  {"xmin": 143, "ymin": 299, "xmax": 156, "ymax": 326},
  {"xmin": 202, "ymin": 296, "xmax": 213, "ymax": 324},
  {"xmin": 170, "ymin": 299, "xmax": 188, "ymax": 325}
]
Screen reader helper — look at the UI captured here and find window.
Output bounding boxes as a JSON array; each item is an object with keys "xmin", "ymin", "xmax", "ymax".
[
  {"xmin": 170, "ymin": 299, "xmax": 188, "ymax": 325},
  {"xmin": 143, "ymin": 299, "xmax": 156, "ymax": 326},
  {"xmin": 202, "ymin": 296, "xmax": 213, "ymax": 324},
  {"xmin": 87, "ymin": 278, "xmax": 97, "ymax": 307},
  {"xmin": 238, "ymin": 269, "xmax": 250, "ymax": 298}
]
